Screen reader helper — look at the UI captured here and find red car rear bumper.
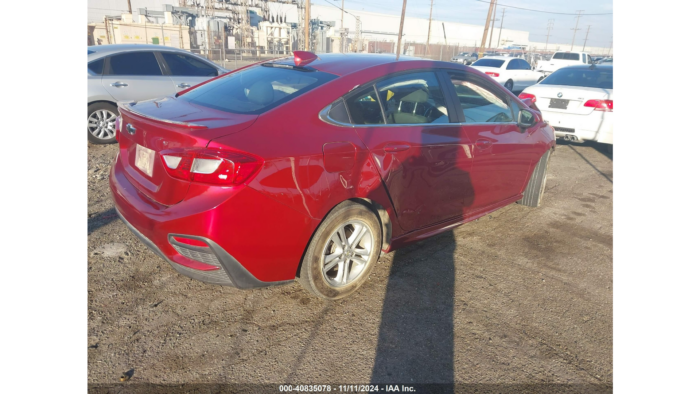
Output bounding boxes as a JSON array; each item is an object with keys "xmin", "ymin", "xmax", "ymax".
[{"xmin": 109, "ymin": 154, "xmax": 318, "ymax": 288}]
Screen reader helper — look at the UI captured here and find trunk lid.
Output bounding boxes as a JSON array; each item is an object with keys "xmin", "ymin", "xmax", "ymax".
[
  {"xmin": 527, "ymin": 85, "xmax": 612, "ymax": 115},
  {"xmin": 117, "ymin": 97, "xmax": 257, "ymax": 205}
]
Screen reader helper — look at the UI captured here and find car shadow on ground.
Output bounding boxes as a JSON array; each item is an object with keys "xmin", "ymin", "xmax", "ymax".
[
  {"xmin": 88, "ymin": 207, "xmax": 118, "ymax": 235},
  {"xmin": 555, "ymin": 139, "xmax": 612, "ymax": 184},
  {"xmin": 371, "ymin": 230, "xmax": 456, "ymax": 386}
]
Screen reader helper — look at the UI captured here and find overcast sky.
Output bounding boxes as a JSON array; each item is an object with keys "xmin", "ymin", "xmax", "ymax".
[{"xmin": 319, "ymin": 0, "xmax": 613, "ymax": 48}]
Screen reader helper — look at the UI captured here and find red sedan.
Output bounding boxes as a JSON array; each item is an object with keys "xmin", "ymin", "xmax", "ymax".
[{"xmin": 110, "ymin": 51, "xmax": 555, "ymax": 300}]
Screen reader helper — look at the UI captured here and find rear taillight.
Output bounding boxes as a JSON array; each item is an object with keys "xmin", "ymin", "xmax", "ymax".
[
  {"xmin": 160, "ymin": 149, "xmax": 262, "ymax": 186},
  {"xmin": 584, "ymin": 99, "xmax": 613, "ymax": 112},
  {"xmin": 518, "ymin": 92, "xmax": 537, "ymax": 103},
  {"xmin": 485, "ymin": 72, "xmax": 500, "ymax": 77}
]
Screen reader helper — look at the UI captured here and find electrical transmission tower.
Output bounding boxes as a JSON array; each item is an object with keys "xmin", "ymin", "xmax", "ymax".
[
  {"xmin": 571, "ymin": 10, "xmax": 583, "ymax": 50},
  {"xmin": 545, "ymin": 19, "xmax": 554, "ymax": 53}
]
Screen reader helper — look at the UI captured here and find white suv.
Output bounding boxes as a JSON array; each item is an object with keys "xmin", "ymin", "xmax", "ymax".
[{"xmin": 537, "ymin": 52, "xmax": 592, "ymax": 77}]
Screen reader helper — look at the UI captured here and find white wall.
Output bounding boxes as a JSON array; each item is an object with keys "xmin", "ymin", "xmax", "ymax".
[{"xmin": 88, "ymin": 0, "xmax": 180, "ymax": 23}]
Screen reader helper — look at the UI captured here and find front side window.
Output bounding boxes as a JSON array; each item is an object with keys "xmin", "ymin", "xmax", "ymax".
[
  {"xmin": 178, "ymin": 64, "xmax": 336, "ymax": 115},
  {"xmin": 375, "ymin": 71, "xmax": 450, "ymax": 124},
  {"xmin": 448, "ymin": 72, "xmax": 514, "ymax": 123},
  {"xmin": 552, "ymin": 52, "xmax": 580, "ymax": 61},
  {"xmin": 107, "ymin": 52, "xmax": 162, "ymax": 76},
  {"xmin": 346, "ymin": 86, "xmax": 384, "ymax": 125},
  {"xmin": 162, "ymin": 52, "xmax": 218, "ymax": 77},
  {"xmin": 519, "ymin": 60, "xmax": 532, "ymax": 70}
]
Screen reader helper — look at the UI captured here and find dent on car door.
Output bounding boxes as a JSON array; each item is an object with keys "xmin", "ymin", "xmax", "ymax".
[
  {"xmin": 348, "ymin": 70, "xmax": 474, "ymax": 232},
  {"xmin": 101, "ymin": 51, "xmax": 176, "ymax": 102},
  {"xmin": 159, "ymin": 52, "xmax": 219, "ymax": 91},
  {"xmin": 445, "ymin": 70, "xmax": 534, "ymax": 211}
]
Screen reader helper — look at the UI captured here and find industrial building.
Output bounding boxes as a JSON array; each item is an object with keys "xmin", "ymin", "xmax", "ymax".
[{"xmin": 87, "ymin": 0, "xmax": 612, "ymax": 57}]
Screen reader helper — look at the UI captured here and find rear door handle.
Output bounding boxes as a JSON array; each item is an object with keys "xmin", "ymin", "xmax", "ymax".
[
  {"xmin": 383, "ymin": 144, "xmax": 410, "ymax": 153},
  {"xmin": 110, "ymin": 82, "xmax": 128, "ymax": 87},
  {"xmin": 177, "ymin": 83, "xmax": 191, "ymax": 88},
  {"xmin": 476, "ymin": 139, "xmax": 492, "ymax": 149}
]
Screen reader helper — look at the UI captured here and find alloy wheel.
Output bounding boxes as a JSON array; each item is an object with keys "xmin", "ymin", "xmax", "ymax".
[
  {"xmin": 88, "ymin": 109, "xmax": 117, "ymax": 140},
  {"xmin": 322, "ymin": 220, "xmax": 374, "ymax": 288}
]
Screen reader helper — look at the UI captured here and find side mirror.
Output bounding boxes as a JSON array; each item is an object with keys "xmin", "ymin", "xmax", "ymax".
[{"xmin": 518, "ymin": 109, "xmax": 537, "ymax": 129}]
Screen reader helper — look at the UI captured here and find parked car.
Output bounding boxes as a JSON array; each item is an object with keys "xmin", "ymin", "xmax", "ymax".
[
  {"xmin": 519, "ymin": 64, "xmax": 612, "ymax": 151},
  {"xmin": 88, "ymin": 44, "xmax": 228, "ymax": 144},
  {"xmin": 470, "ymin": 56, "xmax": 544, "ymax": 92},
  {"xmin": 110, "ymin": 52, "xmax": 555, "ymax": 300},
  {"xmin": 536, "ymin": 51, "xmax": 592, "ymax": 77},
  {"xmin": 451, "ymin": 52, "xmax": 478, "ymax": 65}
]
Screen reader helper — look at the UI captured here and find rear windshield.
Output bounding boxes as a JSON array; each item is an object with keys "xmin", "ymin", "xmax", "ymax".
[
  {"xmin": 552, "ymin": 53, "xmax": 580, "ymax": 61},
  {"xmin": 178, "ymin": 64, "xmax": 337, "ymax": 115},
  {"xmin": 540, "ymin": 67, "xmax": 613, "ymax": 89},
  {"xmin": 472, "ymin": 59, "xmax": 505, "ymax": 68}
]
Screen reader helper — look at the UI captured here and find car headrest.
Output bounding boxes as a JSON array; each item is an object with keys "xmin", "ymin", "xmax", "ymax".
[
  {"xmin": 247, "ymin": 80, "xmax": 274, "ymax": 105},
  {"xmin": 399, "ymin": 89, "xmax": 428, "ymax": 103}
]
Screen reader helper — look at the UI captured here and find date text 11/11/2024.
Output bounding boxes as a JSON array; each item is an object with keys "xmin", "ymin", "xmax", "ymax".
[{"xmin": 278, "ymin": 385, "xmax": 416, "ymax": 392}]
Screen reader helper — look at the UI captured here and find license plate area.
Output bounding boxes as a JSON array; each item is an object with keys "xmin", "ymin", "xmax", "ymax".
[
  {"xmin": 549, "ymin": 98, "xmax": 569, "ymax": 109},
  {"xmin": 135, "ymin": 144, "xmax": 155, "ymax": 177}
]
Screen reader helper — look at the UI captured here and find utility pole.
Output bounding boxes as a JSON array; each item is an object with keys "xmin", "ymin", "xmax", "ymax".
[
  {"xmin": 496, "ymin": 8, "xmax": 505, "ymax": 50},
  {"xmin": 304, "ymin": 0, "xmax": 310, "ymax": 51},
  {"xmin": 582, "ymin": 25, "xmax": 591, "ymax": 52},
  {"xmin": 340, "ymin": 0, "xmax": 344, "ymax": 53},
  {"xmin": 127, "ymin": 0, "xmax": 132, "ymax": 14},
  {"xmin": 608, "ymin": 34, "xmax": 615, "ymax": 57},
  {"xmin": 488, "ymin": 0, "xmax": 498, "ymax": 50},
  {"xmin": 396, "ymin": 0, "xmax": 407, "ymax": 60},
  {"xmin": 571, "ymin": 10, "xmax": 583, "ymax": 51},
  {"xmin": 544, "ymin": 19, "xmax": 554, "ymax": 53},
  {"xmin": 478, "ymin": 0, "xmax": 496, "ymax": 58},
  {"xmin": 426, "ymin": 0, "xmax": 434, "ymax": 55}
]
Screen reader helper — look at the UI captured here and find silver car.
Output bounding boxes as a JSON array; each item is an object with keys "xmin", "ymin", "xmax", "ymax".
[
  {"xmin": 88, "ymin": 44, "xmax": 228, "ymax": 144},
  {"xmin": 451, "ymin": 52, "xmax": 478, "ymax": 65}
]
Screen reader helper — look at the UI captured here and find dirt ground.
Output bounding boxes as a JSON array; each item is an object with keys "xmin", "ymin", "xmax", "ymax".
[{"xmin": 87, "ymin": 140, "xmax": 612, "ymax": 390}]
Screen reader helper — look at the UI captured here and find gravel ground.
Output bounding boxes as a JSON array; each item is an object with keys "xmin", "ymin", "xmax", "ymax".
[{"xmin": 87, "ymin": 140, "xmax": 612, "ymax": 390}]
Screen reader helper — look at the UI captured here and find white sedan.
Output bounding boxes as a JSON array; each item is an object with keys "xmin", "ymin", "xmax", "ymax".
[
  {"xmin": 519, "ymin": 64, "xmax": 613, "ymax": 150},
  {"xmin": 470, "ymin": 56, "xmax": 544, "ymax": 92}
]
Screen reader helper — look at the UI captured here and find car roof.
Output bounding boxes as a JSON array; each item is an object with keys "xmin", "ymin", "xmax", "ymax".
[
  {"xmin": 88, "ymin": 44, "xmax": 195, "ymax": 60},
  {"xmin": 478, "ymin": 56, "xmax": 512, "ymax": 60},
  {"xmin": 270, "ymin": 53, "xmax": 431, "ymax": 76}
]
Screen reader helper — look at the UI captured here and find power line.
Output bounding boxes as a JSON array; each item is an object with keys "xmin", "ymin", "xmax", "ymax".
[{"xmin": 473, "ymin": 0, "xmax": 612, "ymax": 16}]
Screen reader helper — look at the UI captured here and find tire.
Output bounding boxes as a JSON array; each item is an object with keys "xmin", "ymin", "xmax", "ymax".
[
  {"xmin": 505, "ymin": 80, "xmax": 514, "ymax": 92},
  {"xmin": 298, "ymin": 201, "xmax": 382, "ymax": 300},
  {"xmin": 88, "ymin": 102, "xmax": 119, "ymax": 144},
  {"xmin": 517, "ymin": 150, "xmax": 551, "ymax": 208}
]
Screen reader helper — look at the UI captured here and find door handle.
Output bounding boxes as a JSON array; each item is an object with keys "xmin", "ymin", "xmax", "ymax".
[
  {"xmin": 110, "ymin": 82, "xmax": 128, "ymax": 87},
  {"xmin": 383, "ymin": 144, "xmax": 410, "ymax": 153},
  {"xmin": 177, "ymin": 83, "xmax": 191, "ymax": 88},
  {"xmin": 476, "ymin": 139, "xmax": 492, "ymax": 149}
]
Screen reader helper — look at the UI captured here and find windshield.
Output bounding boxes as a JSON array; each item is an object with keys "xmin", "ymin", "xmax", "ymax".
[
  {"xmin": 552, "ymin": 53, "xmax": 580, "ymax": 61},
  {"xmin": 178, "ymin": 64, "xmax": 337, "ymax": 115},
  {"xmin": 472, "ymin": 59, "xmax": 505, "ymax": 68},
  {"xmin": 540, "ymin": 67, "xmax": 613, "ymax": 89}
]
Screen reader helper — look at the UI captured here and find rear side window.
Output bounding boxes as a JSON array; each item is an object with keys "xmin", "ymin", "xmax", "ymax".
[
  {"xmin": 328, "ymin": 99, "xmax": 351, "ymax": 124},
  {"xmin": 178, "ymin": 64, "xmax": 337, "ymax": 115},
  {"xmin": 88, "ymin": 58, "xmax": 104, "ymax": 75},
  {"xmin": 540, "ymin": 67, "xmax": 613, "ymax": 89},
  {"xmin": 447, "ymin": 71, "xmax": 514, "ymax": 123},
  {"xmin": 346, "ymin": 86, "xmax": 384, "ymax": 125},
  {"xmin": 472, "ymin": 59, "xmax": 505, "ymax": 68},
  {"xmin": 552, "ymin": 53, "xmax": 580, "ymax": 61},
  {"xmin": 375, "ymin": 71, "xmax": 450, "ymax": 124},
  {"xmin": 107, "ymin": 52, "xmax": 162, "ymax": 76},
  {"xmin": 519, "ymin": 60, "xmax": 532, "ymax": 70},
  {"xmin": 162, "ymin": 52, "xmax": 218, "ymax": 77},
  {"xmin": 506, "ymin": 60, "xmax": 518, "ymax": 70}
]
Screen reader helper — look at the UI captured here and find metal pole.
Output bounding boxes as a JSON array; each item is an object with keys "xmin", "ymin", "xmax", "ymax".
[
  {"xmin": 396, "ymin": 0, "xmax": 407, "ymax": 61},
  {"xmin": 426, "ymin": 0, "xmax": 434, "ymax": 55},
  {"xmin": 305, "ymin": 0, "xmax": 310, "ymax": 51},
  {"xmin": 161, "ymin": 23, "xmax": 165, "ymax": 45},
  {"xmin": 488, "ymin": 0, "xmax": 497, "ymax": 49},
  {"xmin": 571, "ymin": 10, "xmax": 583, "ymax": 50},
  {"xmin": 127, "ymin": 0, "xmax": 132, "ymax": 14},
  {"xmin": 478, "ymin": 0, "xmax": 496, "ymax": 58},
  {"xmin": 341, "ymin": 0, "xmax": 344, "ymax": 53},
  {"xmin": 497, "ymin": 8, "xmax": 505, "ymax": 49}
]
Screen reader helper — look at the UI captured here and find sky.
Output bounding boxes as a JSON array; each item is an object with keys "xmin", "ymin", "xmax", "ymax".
[{"xmin": 321, "ymin": 0, "xmax": 613, "ymax": 48}]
